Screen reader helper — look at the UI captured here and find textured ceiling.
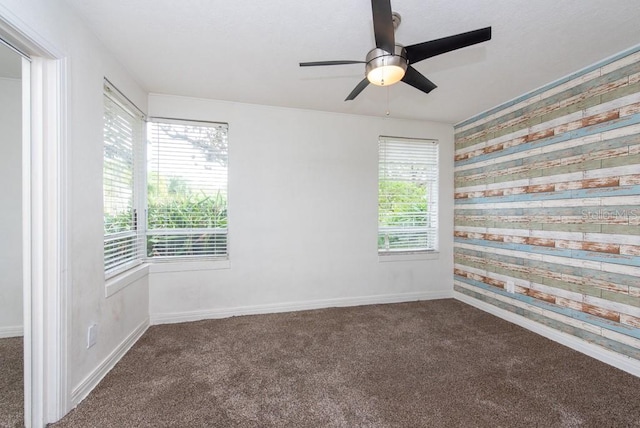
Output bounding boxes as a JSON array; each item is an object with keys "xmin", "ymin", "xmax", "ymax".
[{"xmin": 63, "ymin": 0, "xmax": 640, "ymax": 123}]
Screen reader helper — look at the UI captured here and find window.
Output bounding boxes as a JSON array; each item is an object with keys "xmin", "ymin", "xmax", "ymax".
[
  {"xmin": 147, "ymin": 119, "xmax": 228, "ymax": 259},
  {"xmin": 378, "ymin": 136, "xmax": 438, "ymax": 253},
  {"xmin": 104, "ymin": 82, "xmax": 229, "ymax": 277},
  {"xmin": 103, "ymin": 83, "xmax": 145, "ymax": 277}
]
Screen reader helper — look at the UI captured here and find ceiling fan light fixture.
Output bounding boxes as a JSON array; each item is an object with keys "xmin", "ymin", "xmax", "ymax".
[
  {"xmin": 298, "ymin": 0, "xmax": 492, "ymax": 101},
  {"xmin": 365, "ymin": 46, "xmax": 408, "ymax": 86}
]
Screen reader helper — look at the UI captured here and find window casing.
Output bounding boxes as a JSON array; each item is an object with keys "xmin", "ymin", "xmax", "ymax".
[
  {"xmin": 146, "ymin": 119, "xmax": 229, "ymax": 260},
  {"xmin": 103, "ymin": 84, "xmax": 145, "ymax": 277},
  {"xmin": 378, "ymin": 136, "xmax": 438, "ymax": 254},
  {"xmin": 104, "ymin": 82, "xmax": 229, "ymax": 277}
]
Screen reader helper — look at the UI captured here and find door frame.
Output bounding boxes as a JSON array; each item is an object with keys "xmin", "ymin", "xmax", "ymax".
[{"xmin": 0, "ymin": 5, "xmax": 68, "ymax": 427}]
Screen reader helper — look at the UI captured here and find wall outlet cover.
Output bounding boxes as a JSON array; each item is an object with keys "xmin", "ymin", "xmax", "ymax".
[{"xmin": 87, "ymin": 323, "xmax": 98, "ymax": 349}]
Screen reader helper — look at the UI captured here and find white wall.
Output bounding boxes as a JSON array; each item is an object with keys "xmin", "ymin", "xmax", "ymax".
[
  {"xmin": 0, "ymin": 0, "xmax": 149, "ymax": 409},
  {"xmin": 149, "ymin": 94, "xmax": 455, "ymax": 321},
  {"xmin": 0, "ymin": 77, "xmax": 22, "ymax": 337}
]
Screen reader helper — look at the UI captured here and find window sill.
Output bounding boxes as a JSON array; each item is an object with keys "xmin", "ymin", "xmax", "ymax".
[
  {"xmin": 378, "ymin": 251, "xmax": 440, "ymax": 263},
  {"xmin": 149, "ymin": 258, "xmax": 230, "ymax": 274},
  {"xmin": 105, "ymin": 263, "xmax": 150, "ymax": 298}
]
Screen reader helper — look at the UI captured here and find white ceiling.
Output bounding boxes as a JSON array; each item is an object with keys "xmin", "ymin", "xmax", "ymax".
[{"xmin": 63, "ymin": 0, "xmax": 640, "ymax": 123}]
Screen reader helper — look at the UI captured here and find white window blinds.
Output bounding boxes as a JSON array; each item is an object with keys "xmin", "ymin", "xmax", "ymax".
[
  {"xmin": 103, "ymin": 85, "xmax": 144, "ymax": 276},
  {"xmin": 147, "ymin": 119, "xmax": 228, "ymax": 259},
  {"xmin": 378, "ymin": 136, "xmax": 438, "ymax": 253}
]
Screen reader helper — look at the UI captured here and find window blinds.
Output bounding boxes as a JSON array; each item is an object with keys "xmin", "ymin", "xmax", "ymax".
[
  {"xmin": 147, "ymin": 119, "xmax": 229, "ymax": 259},
  {"xmin": 378, "ymin": 136, "xmax": 438, "ymax": 253},
  {"xmin": 103, "ymin": 88, "xmax": 144, "ymax": 276}
]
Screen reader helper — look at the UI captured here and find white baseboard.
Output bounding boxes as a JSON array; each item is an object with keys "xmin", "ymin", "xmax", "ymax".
[
  {"xmin": 0, "ymin": 325, "xmax": 23, "ymax": 338},
  {"xmin": 454, "ymin": 291, "xmax": 640, "ymax": 378},
  {"xmin": 71, "ymin": 318, "xmax": 149, "ymax": 406},
  {"xmin": 151, "ymin": 290, "xmax": 453, "ymax": 325}
]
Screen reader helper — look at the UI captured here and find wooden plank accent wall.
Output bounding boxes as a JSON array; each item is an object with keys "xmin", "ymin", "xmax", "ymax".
[{"xmin": 454, "ymin": 46, "xmax": 640, "ymax": 361}]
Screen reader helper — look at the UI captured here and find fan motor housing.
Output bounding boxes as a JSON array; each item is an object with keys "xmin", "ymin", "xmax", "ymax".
[{"xmin": 365, "ymin": 45, "xmax": 408, "ymax": 86}]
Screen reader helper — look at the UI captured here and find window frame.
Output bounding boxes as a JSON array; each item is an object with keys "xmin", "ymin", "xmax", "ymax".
[
  {"xmin": 377, "ymin": 135, "xmax": 439, "ymax": 256},
  {"xmin": 103, "ymin": 83, "xmax": 232, "ymax": 282},
  {"xmin": 102, "ymin": 80, "xmax": 146, "ymax": 279},
  {"xmin": 146, "ymin": 117, "xmax": 230, "ymax": 262}
]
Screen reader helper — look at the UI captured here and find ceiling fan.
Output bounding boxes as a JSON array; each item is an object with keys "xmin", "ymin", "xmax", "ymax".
[{"xmin": 299, "ymin": 0, "xmax": 491, "ymax": 101}]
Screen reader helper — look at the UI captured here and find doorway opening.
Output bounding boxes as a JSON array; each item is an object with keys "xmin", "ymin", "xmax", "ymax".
[{"xmin": 0, "ymin": 15, "xmax": 67, "ymax": 428}]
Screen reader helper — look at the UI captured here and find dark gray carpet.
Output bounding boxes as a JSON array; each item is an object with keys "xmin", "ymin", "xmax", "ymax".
[
  {"xmin": 52, "ymin": 300, "xmax": 640, "ymax": 427},
  {"xmin": 0, "ymin": 337, "xmax": 23, "ymax": 428}
]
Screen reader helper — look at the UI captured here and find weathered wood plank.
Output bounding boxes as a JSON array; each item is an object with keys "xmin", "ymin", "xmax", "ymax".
[
  {"xmin": 454, "ymin": 49, "xmax": 640, "ymax": 358},
  {"xmin": 621, "ymin": 314, "xmax": 640, "ymax": 328},
  {"xmin": 582, "ymin": 303, "xmax": 621, "ymax": 323}
]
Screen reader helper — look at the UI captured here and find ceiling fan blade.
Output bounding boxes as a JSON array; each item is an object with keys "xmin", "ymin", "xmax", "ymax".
[
  {"xmin": 299, "ymin": 60, "xmax": 365, "ymax": 67},
  {"xmin": 345, "ymin": 78, "xmax": 370, "ymax": 101},
  {"xmin": 401, "ymin": 66, "xmax": 437, "ymax": 94},
  {"xmin": 405, "ymin": 27, "xmax": 492, "ymax": 64},
  {"xmin": 371, "ymin": 0, "xmax": 395, "ymax": 53}
]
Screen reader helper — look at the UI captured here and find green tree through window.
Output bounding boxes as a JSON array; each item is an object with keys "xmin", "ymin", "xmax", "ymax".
[
  {"xmin": 146, "ymin": 119, "xmax": 229, "ymax": 258},
  {"xmin": 378, "ymin": 136, "xmax": 438, "ymax": 253}
]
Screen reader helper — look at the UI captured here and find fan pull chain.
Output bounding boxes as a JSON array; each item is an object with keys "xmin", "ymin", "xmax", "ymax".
[{"xmin": 386, "ymin": 86, "xmax": 390, "ymax": 116}]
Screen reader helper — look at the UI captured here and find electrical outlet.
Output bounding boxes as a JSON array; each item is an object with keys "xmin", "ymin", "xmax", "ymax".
[
  {"xmin": 506, "ymin": 280, "xmax": 515, "ymax": 294},
  {"xmin": 87, "ymin": 323, "xmax": 98, "ymax": 349}
]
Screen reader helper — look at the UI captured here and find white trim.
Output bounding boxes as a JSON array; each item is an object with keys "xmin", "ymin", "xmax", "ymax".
[
  {"xmin": 21, "ymin": 53, "xmax": 33, "ymax": 428},
  {"xmin": 0, "ymin": 9, "xmax": 68, "ymax": 426},
  {"xmin": 0, "ymin": 5, "xmax": 63, "ymax": 59},
  {"xmin": 43, "ymin": 56, "xmax": 68, "ymax": 425},
  {"xmin": 26, "ymin": 55, "xmax": 68, "ymax": 426},
  {"xmin": 105, "ymin": 263, "xmax": 150, "ymax": 298},
  {"xmin": 378, "ymin": 251, "xmax": 440, "ymax": 262},
  {"xmin": 0, "ymin": 326, "xmax": 24, "ymax": 338},
  {"xmin": 70, "ymin": 318, "xmax": 149, "ymax": 407},
  {"xmin": 151, "ymin": 290, "xmax": 453, "ymax": 325},
  {"xmin": 454, "ymin": 291, "xmax": 640, "ymax": 378},
  {"xmin": 149, "ymin": 259, "xmax": 230, "ymax": 273}
]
